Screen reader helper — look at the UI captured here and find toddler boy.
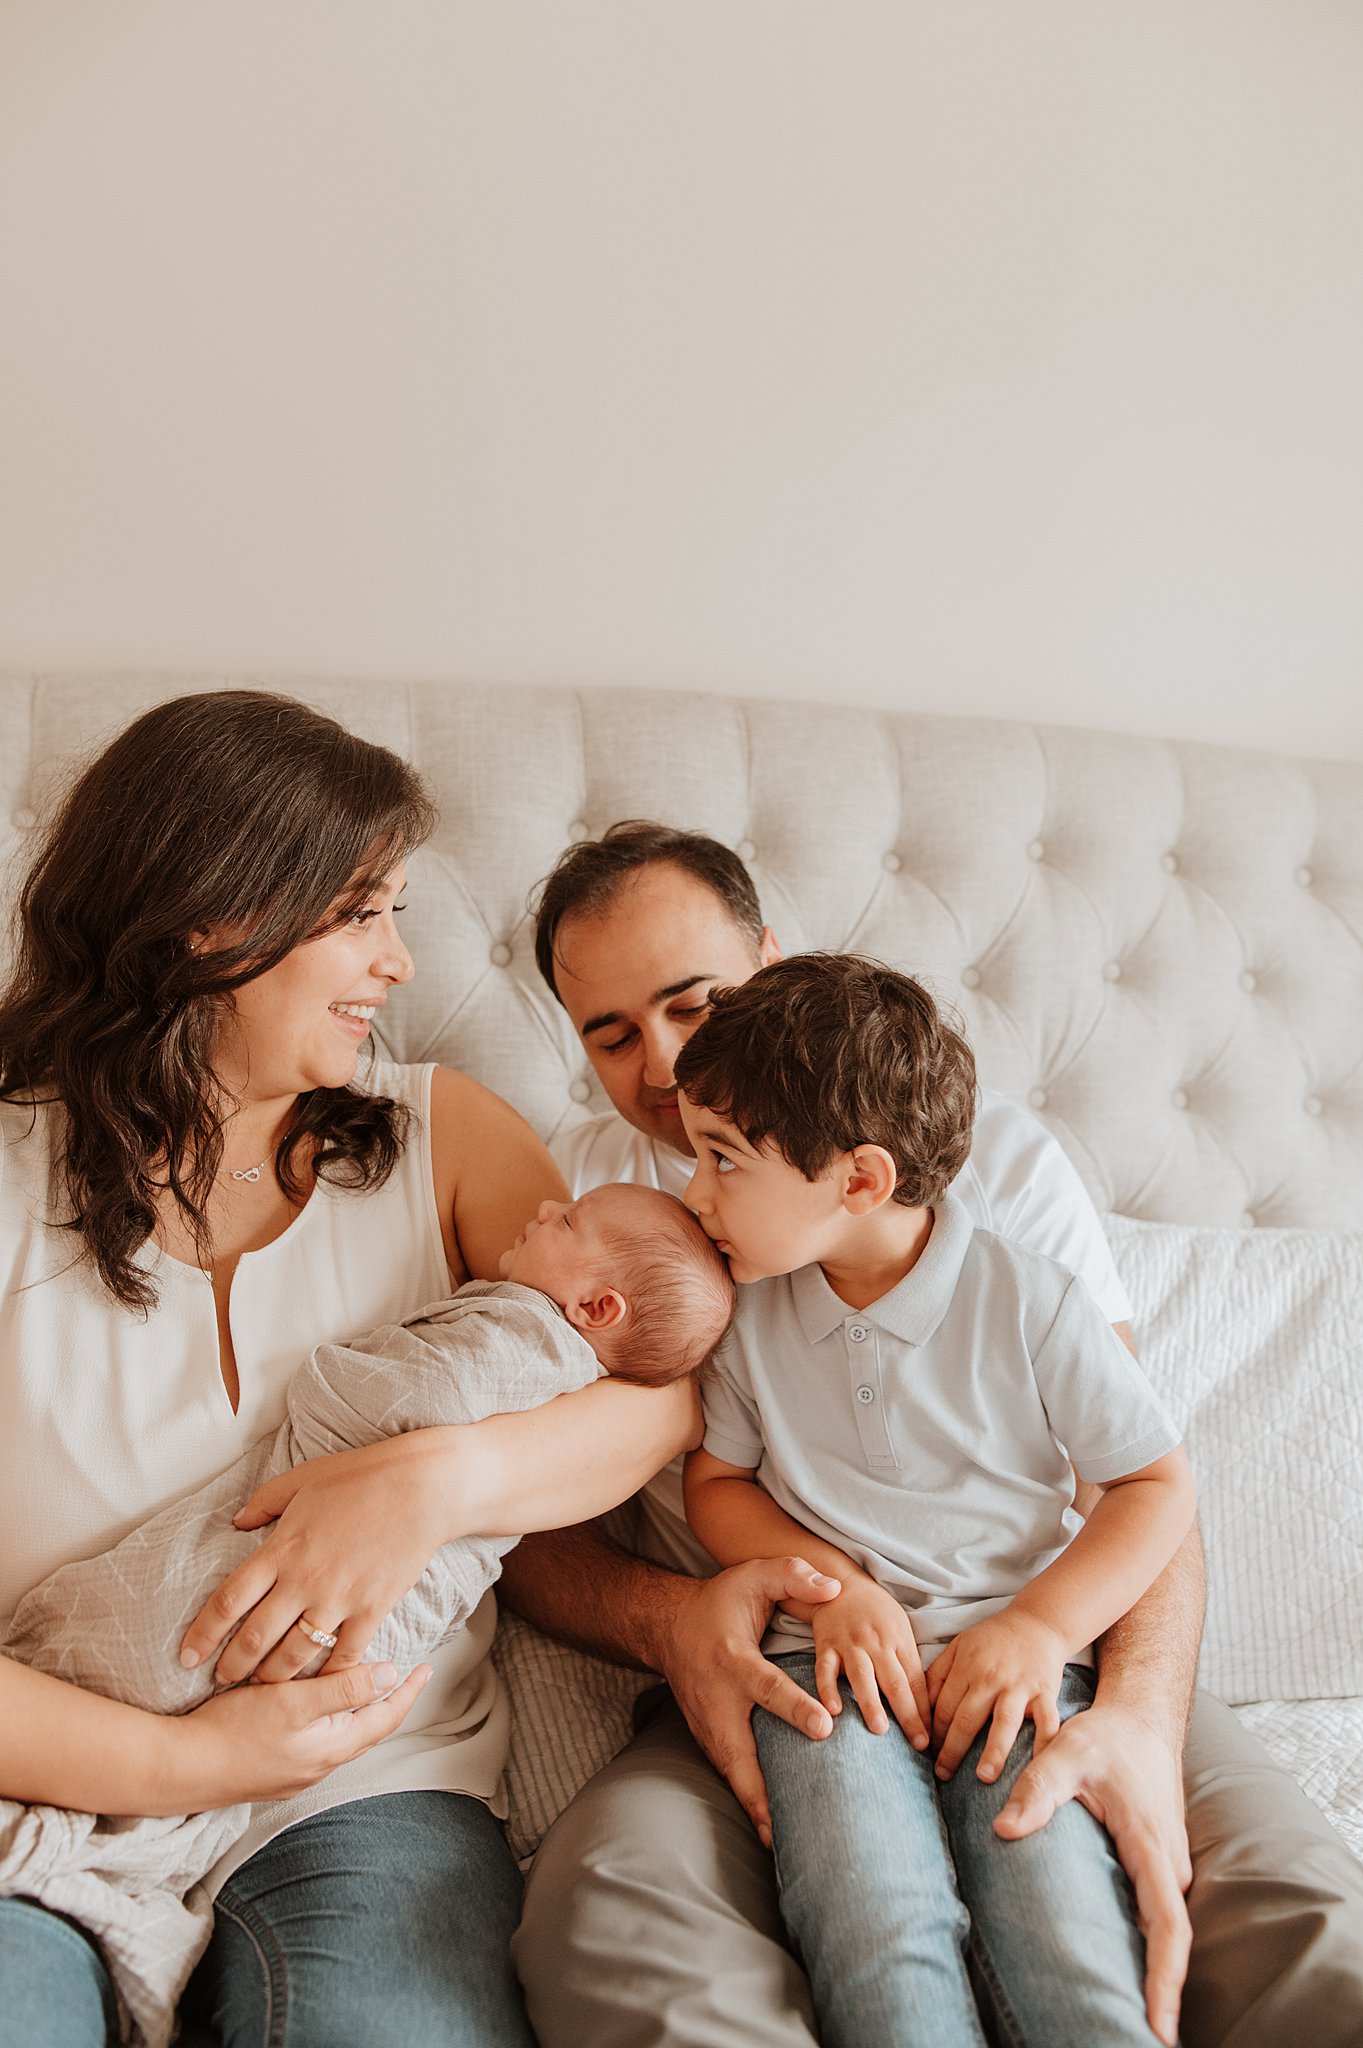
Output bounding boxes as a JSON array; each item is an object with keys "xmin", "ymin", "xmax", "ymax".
[{"xmin": 677, "ymin": 955, "xmax": 1195, "ymax": 2048}]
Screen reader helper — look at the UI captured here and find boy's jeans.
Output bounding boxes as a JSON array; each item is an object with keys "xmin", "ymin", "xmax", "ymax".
[{"xmin": 755, "ymin": 1656, "xmax": 1165, "ymax": 2048}]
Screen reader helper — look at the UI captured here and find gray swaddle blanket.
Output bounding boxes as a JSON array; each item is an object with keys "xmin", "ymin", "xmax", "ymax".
[{"xmin": 0, "ymin": 1280, "xmax": 599, "ymax": 2048}]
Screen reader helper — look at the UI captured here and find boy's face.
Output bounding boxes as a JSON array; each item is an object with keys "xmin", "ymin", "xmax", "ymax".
[
  {"xmin": 678, "ymin": 1094, "xmax": 846, "ymax": 1284},
  {"xmin": 499, "ymin": 1187, "xmax": 623, "ymax": 1302}
]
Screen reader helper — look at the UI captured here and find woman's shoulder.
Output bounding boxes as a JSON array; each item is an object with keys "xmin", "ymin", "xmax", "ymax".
[{"xmin": 359, "ymin": 1056, "xmax": 436, "ymax": 1113}]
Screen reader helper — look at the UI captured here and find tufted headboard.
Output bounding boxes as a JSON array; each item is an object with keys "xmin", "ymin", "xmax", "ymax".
[{"xmin": 3, "ymin": 674, "xmax": 1361, "ymax": 1230}]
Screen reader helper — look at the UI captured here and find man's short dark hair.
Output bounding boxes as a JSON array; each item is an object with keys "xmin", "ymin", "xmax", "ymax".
[
  {"xmin": 533, "ymin": 822, "xmax": 764, "ymax": 1003},
  {"xmin": 674, "ymin": 954, "xmax": 977, "ymax": 1208}
]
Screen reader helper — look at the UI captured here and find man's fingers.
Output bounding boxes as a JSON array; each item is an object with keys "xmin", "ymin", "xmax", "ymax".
[
  {"xmin": 1127, "ymin": 1848, "xmax": 1192, "ymax": 2048},
  {"xmin": 1030, "ymin": 1690, "xmax": 1062, "ymax": 1756},
  {"xmin": 993, "ymin": 1747, "xmax": 1070, "ymax": 1838},
  {"xmin": 695, "ymin": 1710, "xmax": 774, "ymax": 1847},
  {"xmin": 747, "ymin": 1655, "xmax": 835, "ymax": 1741},
  {"xmin": 751, "ymin": 1557, "xmax": 841, "ymax": 1609}
]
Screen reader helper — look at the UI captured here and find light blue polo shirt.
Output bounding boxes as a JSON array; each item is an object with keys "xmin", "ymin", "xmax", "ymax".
[{"xmin": 700, "ymin": 1195, "xmax": 1181, "ymax": 1662}]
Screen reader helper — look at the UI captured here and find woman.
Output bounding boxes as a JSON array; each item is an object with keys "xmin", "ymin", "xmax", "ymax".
[{"xmin": 0, "ymin": 691, "xmax": 695, "ymax": 2047}]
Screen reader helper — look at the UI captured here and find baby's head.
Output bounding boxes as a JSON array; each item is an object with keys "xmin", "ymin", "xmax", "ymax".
[
  {"xmin": 672, "ymin": 952, "xmax": 977, "ymax": 1282},
  {"xmin": 499, "ymin": 1183, "xmax": 735, "ymax": 1385}
]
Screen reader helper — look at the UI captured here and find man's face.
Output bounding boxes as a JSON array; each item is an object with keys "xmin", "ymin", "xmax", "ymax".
[{"xmin": 553, "ymin": 863, "xmax": 780, "ymax": 1154}]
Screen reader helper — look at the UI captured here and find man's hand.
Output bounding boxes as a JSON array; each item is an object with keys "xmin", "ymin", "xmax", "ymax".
[
  {"xmin": 927, "ymin": 1609, "xmax": 1067, "ymax": 1784},
  {"xmin": 810, "ymin": 1580, "xmax": 930, "ymax": 1748},
  {"xmin": 993, "ymin": 1699, "xmax": 1192, "ymax": 2048},
  {"xmin": 657, "ymin": 1556, "xmax": 841, "ymax": 1848}
]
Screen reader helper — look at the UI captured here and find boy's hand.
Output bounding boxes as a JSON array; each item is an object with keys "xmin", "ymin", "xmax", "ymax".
[
  {"xmin": 927, "ymin": 1609, "xmax": 1068, "ymax": 1783},
  {"xmin": 811, "ymin": 1580, "xmax": 931, "ymax": 1749}
]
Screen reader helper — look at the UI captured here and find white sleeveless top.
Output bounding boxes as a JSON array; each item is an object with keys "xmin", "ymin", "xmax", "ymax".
[{"xmin": 0, "ymin": 1061, "xmax": 511, "ymax": 1885}]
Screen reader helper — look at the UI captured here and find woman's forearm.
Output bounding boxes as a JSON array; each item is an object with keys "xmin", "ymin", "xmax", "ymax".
[
  {"xmin": 1, "ymin": 1655, "xmax": 181, "ymax": 1813},
  {"xmin": 432, "ymin": 1375, "xmax": 701, "ymax": 1541}
]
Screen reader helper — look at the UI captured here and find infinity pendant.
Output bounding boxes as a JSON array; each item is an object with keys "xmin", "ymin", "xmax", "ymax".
[{"xmin": 230, "ymin": 1165, "xmax": 263, "ymax": 1183}]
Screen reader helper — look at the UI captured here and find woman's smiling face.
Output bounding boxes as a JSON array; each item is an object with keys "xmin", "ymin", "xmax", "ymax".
[{"xmin": 213, "ymin": 865, "xmax": 414, "ymax": 1102}]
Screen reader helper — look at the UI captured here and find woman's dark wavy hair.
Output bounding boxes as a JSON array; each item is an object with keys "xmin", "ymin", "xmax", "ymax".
[{"xmin": 0, "ymin": 690, "xmax": 437, "ymax": 1312}]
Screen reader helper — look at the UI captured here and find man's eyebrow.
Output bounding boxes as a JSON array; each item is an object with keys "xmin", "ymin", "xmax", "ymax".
[{"xmin": 581, "ymin": 974, "xmax": 714, "ymax": 1038}]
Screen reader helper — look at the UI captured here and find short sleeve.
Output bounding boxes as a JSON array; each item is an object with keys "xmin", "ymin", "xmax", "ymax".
[
  {"xmin": 964, "ymin": 1096, "xmax": 1132, "ymax": 1324},
  {"xmin": 700, "ymin": 1345, "xmax": 765, "ymax": 1471},
  {"xmin": 1031, "ymin": 1275, "xmax": 1181, "ymax": 1483}
]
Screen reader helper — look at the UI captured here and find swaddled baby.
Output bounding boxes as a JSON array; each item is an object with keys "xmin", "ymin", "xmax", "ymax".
[{"xmin": 1, "ymin": 1183, "xmax": 733, "ymax": 2048}]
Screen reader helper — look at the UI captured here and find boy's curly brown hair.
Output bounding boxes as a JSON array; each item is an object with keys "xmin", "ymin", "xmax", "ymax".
[{"xmin": 674, "ymin": 953, "xmax": 976, "ymax": 1207}]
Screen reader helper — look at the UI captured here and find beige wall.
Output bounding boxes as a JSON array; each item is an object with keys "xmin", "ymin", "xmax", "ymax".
[{"xmin": 1, "ymin": 2, "xmax": 1360, "ymax": 759}]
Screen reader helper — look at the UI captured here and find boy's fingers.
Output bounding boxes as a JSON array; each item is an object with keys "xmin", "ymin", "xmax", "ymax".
[
  {"xmin": 881, "ymin": 1656, "xmax": 929, "ymax": 1749},
  {"xmin": 903, "ymin": 1651, "xmax": 933, "ymax": 1735},
  {"xmin": 935, "ymin": 1691, "xmax": 989, "ymax": 1780},
  {"xmin": 977, "ymin": 1697, "xmax": 1024, "ymax": 1783},
  {"xmin": 845, "ymin": 1649, "xmax": 888, "ymax": 1734},
  {"xmin": 814, "ymin": 1646, "xmax": 843, "ymax": 1718}
]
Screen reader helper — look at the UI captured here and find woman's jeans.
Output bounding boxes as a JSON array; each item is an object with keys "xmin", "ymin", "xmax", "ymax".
[
  {"xmin": 0, "ymin": 1790, "xmax": 533, "ymax": 2048},
  {"xmin": 755, "ymin": 1655, "xmax": 1164, "ymax": 2048}
]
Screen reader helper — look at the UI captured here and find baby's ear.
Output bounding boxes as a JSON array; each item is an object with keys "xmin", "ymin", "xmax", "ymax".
[
  {"xmin": 566, "ymin": 1288, "xmax": 628, "ymax": 1334},
  {"xmin": 842, "ymin": 1144, "xmax": 898, "ymax": 1214}
]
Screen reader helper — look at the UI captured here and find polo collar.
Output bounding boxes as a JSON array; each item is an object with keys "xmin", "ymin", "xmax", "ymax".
[{"xmin": 789, "ymin": 1195, "xmax": 976, "ymax": 1348}]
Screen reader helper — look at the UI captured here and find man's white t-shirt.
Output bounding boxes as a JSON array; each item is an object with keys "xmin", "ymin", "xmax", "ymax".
[{"xmin": 551, "ymin": 1091, "xmax": 1132, "ymax": 1578}]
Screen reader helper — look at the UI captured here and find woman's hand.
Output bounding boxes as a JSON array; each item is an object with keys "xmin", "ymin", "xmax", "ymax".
[
  {"xmin": 180, "ymin": 1434, "xmax": 456, "ymax": 1685},
  {"xmin": 159, "ymin": 1662, "xmax": 433, "ymax": 1813}
]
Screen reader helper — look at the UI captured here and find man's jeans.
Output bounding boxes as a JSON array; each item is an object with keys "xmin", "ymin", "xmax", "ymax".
[
  {"xmin": 755, "ymin": 1656, "xmax": 1163, "ymax": 2048},
  {"xmin": 0, "ymin": 1790, "xmax": 533, "ymax": 2048}
]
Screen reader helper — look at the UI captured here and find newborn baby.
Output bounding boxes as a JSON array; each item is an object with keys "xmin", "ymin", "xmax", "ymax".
[{"xmin": 1, "ymin": 1183, "xmax": 733, "ymax": 2048}]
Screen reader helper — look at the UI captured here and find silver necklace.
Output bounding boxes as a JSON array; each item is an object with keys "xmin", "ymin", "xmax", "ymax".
[{"xmin": 222, "ymin": 1153, "xmax": 270, "ymax": 1185}]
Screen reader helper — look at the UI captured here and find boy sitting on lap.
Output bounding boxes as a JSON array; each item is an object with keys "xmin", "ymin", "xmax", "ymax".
[{"xmin": 677, "ymin": 954, "xmax": 1195, "ymax": 2048}]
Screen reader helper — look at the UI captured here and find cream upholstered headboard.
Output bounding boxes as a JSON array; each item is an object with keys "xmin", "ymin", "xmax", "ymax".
[{"xmin": 4, "ymin": 674, "xmax": 1361, "ymax": 1230}]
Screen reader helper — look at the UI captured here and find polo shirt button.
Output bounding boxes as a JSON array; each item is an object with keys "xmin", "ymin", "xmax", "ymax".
[
  {"xmin": 881, "ymin": 851, "xmax": 902, "ymax": 873},
  {"xmin": 1026, "ymin": 840, "xmax": 1045, "ymax": 862},
  {"xmin": 736, "ymin": 839, "xmax": 756, "ymax": 862},
  {"xmin": 856, "ymin": 1385, "xmax": 875, "ymax": 1405},
  {"xmin": 960, "ymin": 966, "xmax": 981, "ymax": 990},
  {"xmin": 847, "ymin": 1324, "xmax": 868, "ymax": 1343},
  {"xmin": 1028, "ymin": 1088, "xmax": 1047, "ymax": 1110},
  {"xmin": 12, "ymin": 806, "xmax": 36, "ymax": 831},
  {"xmin": 569, "ymin": 1079, "xmax": 592, "ymax": 1105},
  {"xmin": 490, "ymin": 942, "xmax": 513, "ymax": 967}
]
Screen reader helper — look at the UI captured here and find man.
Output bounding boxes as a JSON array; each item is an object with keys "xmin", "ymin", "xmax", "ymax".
[{"xmin": 504, "ymin": 821, "xmax": 1363, "ymax": 2048}]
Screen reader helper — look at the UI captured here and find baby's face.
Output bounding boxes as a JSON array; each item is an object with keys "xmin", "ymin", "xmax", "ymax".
[{"xmin": 499, "ymin": 1185, "xmax": 631, "ymax": 1304}]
